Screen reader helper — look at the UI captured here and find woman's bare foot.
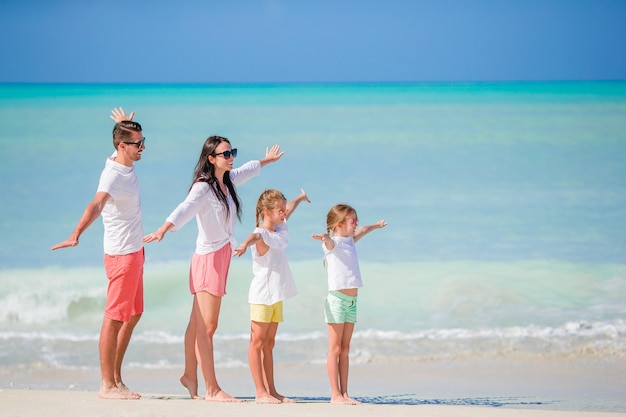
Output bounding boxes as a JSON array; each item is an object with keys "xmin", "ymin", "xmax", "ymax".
[
  {"xmin": 270, "ymin": 391, "xmax": 296, "ymax": 403},
  {"xmin": 180, "ymin": 374, "xmax": 200, "ymax": 399},
  {"xmin": 204, "ymin": 389, "xmax": 242, "ymax": 402}
]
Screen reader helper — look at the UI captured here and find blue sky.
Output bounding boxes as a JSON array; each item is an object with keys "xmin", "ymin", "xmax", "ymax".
[{"xmin": 1, "ymin": 0, "xmax": 625, "ymax": 83}]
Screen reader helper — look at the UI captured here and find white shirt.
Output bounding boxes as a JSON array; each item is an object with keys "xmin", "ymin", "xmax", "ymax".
[
  {"xmin": 166, "ymin": 160, "xmax": 261, "ymax": 254},
  {"xmin": 248, "ymin": 222, "xmax": 297, "ymax": 305},
  {"xmin": 97, "ymin": 157, "xmax": 143, "ymax": 255},
  {"xmin": 323, "ymin": 235, "xmax": 363, "ymax": 291}
]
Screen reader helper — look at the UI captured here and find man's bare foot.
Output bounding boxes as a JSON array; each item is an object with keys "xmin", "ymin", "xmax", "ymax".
[
  {"xmin": 180, "ymin": 375, "xmax": 200, "ymax": 399},
  {"xmin": 99, "ymin": 385, "xmax": 140, "ymax": 400},
  {"xmin": 113, "ymin": 382, "xmax": 141, "ymax": 399},
  {"xmin": 255, "ymin": 394, "xmax": 282, "ymax": 404},
  {"xmin": 204, "ymin": 389, "xmax": 242, "ymax": 402}
]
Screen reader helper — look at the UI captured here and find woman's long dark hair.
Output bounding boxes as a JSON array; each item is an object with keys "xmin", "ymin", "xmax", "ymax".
[{"xmin": 191, "ymin": 136, "xmax": 242, "ymax": 221}]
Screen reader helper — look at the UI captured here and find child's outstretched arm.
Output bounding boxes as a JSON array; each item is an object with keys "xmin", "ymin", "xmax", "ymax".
[
  {"xmin": 311, "ymin": 232, "xmax": 335, "ymax": 250},
  {"xmin": 285, "ymin": 188, "xmax": 311, "ymax": 220},
  {"xmin": 354, "ymin": 219, "xmax": 388, "ymax": 243},
  {"xmin": 233, "ymin": 232, "xmax": 263, "ymax": 257}
]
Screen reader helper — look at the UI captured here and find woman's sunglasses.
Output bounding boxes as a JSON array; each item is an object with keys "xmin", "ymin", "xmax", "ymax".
[{"xmin": 213, "ymin": 149, "xmax": 237, "ymax": 159}]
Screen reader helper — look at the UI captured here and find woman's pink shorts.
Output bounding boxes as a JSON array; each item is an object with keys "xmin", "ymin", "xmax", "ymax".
[
  {"xmin": 189, "ymin": 243, "xmax": 232, "ymax": 296},
  {"xmin": 103, "ymin": 248, "xmax": 144, "ymax": 322}
]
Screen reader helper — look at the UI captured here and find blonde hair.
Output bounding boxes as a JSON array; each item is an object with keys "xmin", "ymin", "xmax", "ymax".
[
  {"xmin": 255, "ymin": 189, "xmax": 287, "ymax": 227},
  {"xmin": 325, "ymin": 203, "xmax": 358, "ymax": 235}
]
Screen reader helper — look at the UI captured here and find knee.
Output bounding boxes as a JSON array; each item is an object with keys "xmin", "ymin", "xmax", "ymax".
[
  {"xmin": 264, "ymin": 338, "xmax": 276, "ymax": 351},
  {"xmin": 249, "ymin": 335, "xmax": 267, "ymax": 352},
  {"xmin": 200, "ymin": 320, "xmax": 218, "ymax": 337},
  {"xmin": 205, "ymin": 322, "xmax": 218, "ymax": 336},
  {"xmin": 328, "ymin": 344, "xmax": 343, "ymax": 357}
]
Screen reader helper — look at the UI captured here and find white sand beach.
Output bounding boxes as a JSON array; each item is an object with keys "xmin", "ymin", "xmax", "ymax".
[
  {"xmin": 2, "ymin": 359, "xmax": 625, "ymax": 416},
  {"xmin": 2, "ymin": 389, "xmax": 623, "ymax": 417}
]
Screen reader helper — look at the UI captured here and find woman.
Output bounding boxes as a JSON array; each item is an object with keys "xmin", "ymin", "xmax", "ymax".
[{"xmin": 144, "ymin": 136, "xmax": 283, "ymax": 401}]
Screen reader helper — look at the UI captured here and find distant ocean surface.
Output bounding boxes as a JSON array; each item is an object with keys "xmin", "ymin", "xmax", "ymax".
[{"xmin": 1, "ymin": 82, "xmax": 625, "ymax": 378}]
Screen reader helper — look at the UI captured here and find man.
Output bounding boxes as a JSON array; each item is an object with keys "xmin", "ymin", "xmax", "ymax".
[{"xmin": 52, "ymin": 108, "xmax": 145, "ymax": 399}]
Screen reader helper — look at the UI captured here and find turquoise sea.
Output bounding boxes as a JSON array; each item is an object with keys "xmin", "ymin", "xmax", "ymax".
[{"xmin": 0, "ymin": 82, "xmax": 625, "ymax": 406}]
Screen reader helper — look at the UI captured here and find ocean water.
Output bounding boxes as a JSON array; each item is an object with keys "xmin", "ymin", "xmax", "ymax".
[{"xmin": 1, "ymin": 82, "xmax": 625, "ymax": 381}]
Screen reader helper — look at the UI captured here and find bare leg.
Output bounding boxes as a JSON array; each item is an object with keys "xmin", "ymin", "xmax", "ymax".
[
  {"xmin": 249, "ymin": 321, "xmax": 281, "ymax": 404},
  {"xmin": 99, "ymin": 317, "xmax": 140, "ymax": 399},
  {"xmin": 262, "ymin": 322, "xmax": 294, "ymax": 403},
  {"xmin": 195, "ymin": 291, "xmax": 240, "ymax": 402},
  {"xmin": 327, "ymin": 323, "xmax": 359, "ymax": 405},
  {"xmin": 180, "ymin": 304, "xmax": 200, "ymax": 399},
  {"xmin": 337, "ymin": 322, "xmax": 360, "ymax": 404},
  {"xmin": 114, "ymin": 313, "xmax": 141, "ymax": 397}
]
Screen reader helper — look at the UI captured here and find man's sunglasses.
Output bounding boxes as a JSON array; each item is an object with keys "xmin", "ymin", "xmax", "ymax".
[
  {"xmin": 123, "ymin": 138, "xmax": 146, "ymax": 148},
  {"xmin": 213, "ymin": 149, "xmax": 237, "ymax": 159}
]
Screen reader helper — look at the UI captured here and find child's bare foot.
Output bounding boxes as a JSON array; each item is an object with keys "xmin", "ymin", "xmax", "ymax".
[
  {"xmin": 204, "ymin": 389, "xmax": 241, "ymax": 402},
  {"xmin": 270, "ymin": 391, "xmax": 296, "ymax": 403},
  {"xmin": 344, "ymin": 394, "xmax": 361, "ymax": 405},
  {"xmin": 330, "ymin": 393, "xmax": 360, "ymax": 405},
  {"xmin": 180, "ymin": 375, "xmax": 200, "ymax": 399},
  {"xmin": 99, "ymin": 384, "xmax": 140, "ymax": 400}
]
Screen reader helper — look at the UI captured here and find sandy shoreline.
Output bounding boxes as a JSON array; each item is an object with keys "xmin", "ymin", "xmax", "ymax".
[
  {"xmin": 2, "ymin": 359, "xmax": 625, "ymax": 414},
  {"xmin": 2, "ymin": 389, "xmax": 624, "ymax": 417}
]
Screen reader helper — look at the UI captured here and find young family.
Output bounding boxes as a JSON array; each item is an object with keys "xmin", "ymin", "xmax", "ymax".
[{"xmin": 51, "ymin": 108, "xmax": 387, "ymax": 405}]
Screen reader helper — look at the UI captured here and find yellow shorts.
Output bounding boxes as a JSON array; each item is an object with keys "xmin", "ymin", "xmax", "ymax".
[{"xmin": 250, "ymin": 301, "xmax": 284, "ymax": 323}]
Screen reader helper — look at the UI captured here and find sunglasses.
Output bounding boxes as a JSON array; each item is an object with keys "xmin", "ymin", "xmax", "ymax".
[
  {"xmin": 214, "ymin": 148, "xmax": 237, "ymax": 159},
  {"xmin": 123, "ymin": 138, "xmax": 146, "ymax": 148}
]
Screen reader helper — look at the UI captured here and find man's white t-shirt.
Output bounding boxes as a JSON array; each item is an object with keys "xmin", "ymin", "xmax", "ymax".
[{"xmin": 97, "ymin": 157, "xmax": 143, "ymax": 255}]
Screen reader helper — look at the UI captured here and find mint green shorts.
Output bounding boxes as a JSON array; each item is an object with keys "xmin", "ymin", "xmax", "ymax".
[{"xmin": 325, "ymin": 291, "xmax": 357, "ymax": 324}]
